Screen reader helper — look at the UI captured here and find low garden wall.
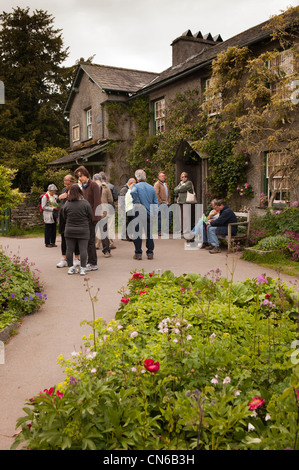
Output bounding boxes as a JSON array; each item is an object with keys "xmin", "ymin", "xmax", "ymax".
[{"xmin": 10, "ymin": 193, "xmax": 43, "ymax": 228}]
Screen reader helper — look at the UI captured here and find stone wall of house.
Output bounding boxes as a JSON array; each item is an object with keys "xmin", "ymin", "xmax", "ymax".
[{"xmin": 10, "ymin": 193, "xmax": 43, "ymax": 228}]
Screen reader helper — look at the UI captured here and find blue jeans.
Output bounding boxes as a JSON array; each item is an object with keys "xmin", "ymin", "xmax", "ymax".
[
  {"xmin": 207, "ymin": 225, "xmax": 220, "ymax": 247},
  {"xmin": 192, "ymin": 219, "xmax": 207, "ymax": 242},
  {"xmin": 133, "ymin": 213, "xmax": 154, "ymax": 255},
  {"xmin": 158, "ymin": 204, "xmax": 171, "ymax": 233}
]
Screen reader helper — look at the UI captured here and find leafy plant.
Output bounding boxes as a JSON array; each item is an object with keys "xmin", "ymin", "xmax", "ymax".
[
  {"xmin": 0, "ymin": 247, "xmax": 46, "ymax": 330},
  {"xmin": 12, "ymin": 269, "xmax": 299, "ymax": 450},
  {"xmin": 255, "ymin": 235, "xmax": 290, "ymax": 251}
]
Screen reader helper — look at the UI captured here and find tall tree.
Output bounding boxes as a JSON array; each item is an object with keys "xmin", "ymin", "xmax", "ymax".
[{"xmin": 0, "ymin": 7, "xmax": 72, "ymax": 149}]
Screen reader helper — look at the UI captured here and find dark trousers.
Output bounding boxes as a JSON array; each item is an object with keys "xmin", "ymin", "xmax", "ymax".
[
  {"xmin": 44, "ymin": 223, "xmax": 56, "ymax": 245},
  {"xmin": 65, "ymin": 238, "xmax": 89, "ymax": 267},
  {"xmin": 61, "ymin": 232, "xmax": 80, "ymax": 257},
  {"xmin": 87, "ymin": 221, "xmax": 97, "ymax": 266},
  {"xmin": 133, "ymin": 213, "xmax": 154, "ymax": 255}
]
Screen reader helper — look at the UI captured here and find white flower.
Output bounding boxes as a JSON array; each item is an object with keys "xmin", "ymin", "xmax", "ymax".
[
  {"xmin": 107, "ymin": 327, "xmax": 113, "ymax": 332},
  {"xmin": 265, "ymin": 414, "xmax": 271, "ymax": 421},
  {"xmin": 211, "ymin": 374, "xmax": 218, "ymax": 384},
  {"xmin": 130, "ymin": 331, "xmax": 138, "ymax": 338},
  {"xmin": 141, "ymin": 368, "xmax": 146, "ymax": 373},
  {"xmin": 210, "ymin": 333, "xmax": 216, "ymax": 338},
  {"xmin": 234, "ymin": 390, "xmax": 241, "ymax": 396},
  {"xmin": 71, "ymin": 351, "xmax": 80, "ymax": 357},
  {"xmin": 102, "ymin": 335, "xmax": 108, "ymax": 342},
  {"xmin": 223, "ymin": 376, "xmax": 231, "ymax": 384},
  {"xmin": 251, "ymin": 410, "xmax": 257, "ymax": 417},
  {"xmin": 117, "ymin": 324, "xmax": 123, "ymax": 330},
  {"xmin": 175, "ymin": 321, "xmax": 181, "ymax": 326},
  {"xmin": 187, "ymin": 324, "xmax": 192, "ymax": 328},
  {"xmin": 174, "ymin": 328, "xmax": 180, "ymax": 334},
  {"xmin": 131, "ymin": 367, "xmax": 137, "ymax": 372},
  {"xmin": 173, "ymin": 338, "xmax": 178, "ymax": 343},
  {"xmin": 186, "ymin": 335, "xmax": 192, "ymax": 341},
  {"xmin": 90, "ymin": 368, "xmax": 97, "ymax": 373},
  {"xmin": 87, "ymin": 352, "xmax": 97, "ymax": 359},
  {"xmin": 248, "ymin": 423, "xmax": 255, "ymax": 432}
]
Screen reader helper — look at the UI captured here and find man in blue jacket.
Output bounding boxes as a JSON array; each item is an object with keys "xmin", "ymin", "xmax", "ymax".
[
  {"xmin": 130, "ymin": 169, "xmax": 158, "ymax": 260},
  {"xmin": 206, "ymin": 199, "xmax": 237, "ymax": 253}
]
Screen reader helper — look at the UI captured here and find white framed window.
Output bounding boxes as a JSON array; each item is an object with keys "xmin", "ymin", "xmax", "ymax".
[
  {"xmin": 86, "ymin": 108, "xmax": 92, "ymax": 139},
  {"xmin": 266, "ymin": 152, "xmax": 290, "ymax": 203},
  {"xmin": 72, "ymin": 124, "xmax": 80, "ymax": 142},
  {"xmin": 268, "ymin": 49, "xmax": 294, "ymax": 98},
  {"xmin": 204, "ymin": 78, "xmax": 222, "ymax": 116},
  {"xmin": 154, "ymin": 98, "xmax": 165, "ymax": 134}
]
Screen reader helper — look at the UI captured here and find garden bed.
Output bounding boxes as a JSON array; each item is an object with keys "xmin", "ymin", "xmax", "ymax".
[
  {"xmin": 0, "ymin": 246, "xmax": 46, "ymax": 333},
  {"xmin": 12, "ymin": 269, "xmax": 299, "ymax": 451}
]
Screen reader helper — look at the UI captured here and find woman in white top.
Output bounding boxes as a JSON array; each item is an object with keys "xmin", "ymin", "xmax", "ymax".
[{"xmin": 41, "ymin": 184, "xmax": 59, "ymax": 247}]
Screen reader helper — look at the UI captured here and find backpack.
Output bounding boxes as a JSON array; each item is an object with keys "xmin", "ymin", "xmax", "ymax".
[{"xmin": 39, "ymin": 193, "xmax": 49, "ymax": 212}]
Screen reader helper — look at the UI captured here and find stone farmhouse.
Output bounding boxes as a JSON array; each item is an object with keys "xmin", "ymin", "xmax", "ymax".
[{"xmin": 49, "ymin": 12, "xmax": 298, "ymax": 211}]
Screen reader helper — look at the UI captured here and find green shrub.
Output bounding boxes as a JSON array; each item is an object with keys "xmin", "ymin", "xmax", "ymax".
[
  {"xmin": 0, "ymin": 248, "xmax": 46, "ymax": 329},
  {"xmin": 12, "ymin": 269, "xmax": 299, "ymax": 451},
  {"xmin": 255, "ymin": 235, "xmax": 290, "ymax": 251}
]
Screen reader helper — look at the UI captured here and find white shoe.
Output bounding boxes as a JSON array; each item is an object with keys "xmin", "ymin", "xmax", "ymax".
[
  {"xmin": 80, "ymin": 267, "xmax": 86, "ymax": 276},
  {"xmin": 57, "ymin": 259, "xmax": 68, "ymax": 268},
  {"xmin": 85, "ymin": 264, "xmax": 99, "ymax": 271},
  {"xmin": 68, "ymin": 266, "xmax": 79, "ymax": 275},
  {"xmin": 73, "ymin": 258, "xmax": 80, "ymax": 267}
]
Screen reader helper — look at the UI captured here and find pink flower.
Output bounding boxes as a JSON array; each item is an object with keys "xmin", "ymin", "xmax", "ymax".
[
  {"xmin": 132, "ymin": 272, "xmax": 144, "ymax": 279},
  {"xmin": 56, "ymin": 390, "xmax": 63, "ymax": 399},
  {"xmin": 248, "ymin": 397, "xmax": 265, "ymax": 410},
  {"xmin": 144, "ymin": 358, "xmax": 160, "ymax": 372},
  {"xmin": 257, "ymin": 275, "xmax": 268, "ymax": 284},
  {"xmin": 139, "ymin": 290, "xmax": 146, "ymax": 295},
  {"xmin": 121, "ymin": 297, "xmax": 130, "ymax": 303},
  {"xmin": 149, "ymin": 272, "xmax": 153, "ymax": 277},
  {"xmin": 130, "ymin": 331, "xmax": 138, "ymax": 338},
  {"xmin": 265, "ymin": 294, "xmax": 271, "ymax": 299}
]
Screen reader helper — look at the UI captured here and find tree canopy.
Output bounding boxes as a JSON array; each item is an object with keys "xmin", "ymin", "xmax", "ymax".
[{"xmin": 0, "ymin": 7, "xmax": 75, "ymax": 190}]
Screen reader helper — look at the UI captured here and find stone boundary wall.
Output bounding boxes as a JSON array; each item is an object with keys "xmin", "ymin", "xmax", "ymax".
[{"xmin": 10, "ymin": 193, "xmax": 43, "ymax": 228}]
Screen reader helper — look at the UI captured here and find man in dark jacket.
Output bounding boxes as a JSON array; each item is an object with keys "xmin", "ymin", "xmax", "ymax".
[
  {"xmin": 206, "ymin": 200, "xmax": 237, "ymax": 253},
  {"xmin": 74, "ymin": 166, "xmax": 102, "ymax": 270}
]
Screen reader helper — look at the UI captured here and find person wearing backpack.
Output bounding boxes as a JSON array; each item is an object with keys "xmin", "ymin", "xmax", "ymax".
[{"xmin": 41, "ymin": 184, "xmax": 59, "ymax": 247}]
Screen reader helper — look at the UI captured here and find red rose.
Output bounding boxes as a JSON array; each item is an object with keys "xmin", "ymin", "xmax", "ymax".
[
  {"xmin": 248, "ymin": 397, "xmax": 265, "ymax": 410},
  {"xmin": 265, "ymin": 294, "xmax": 271, "ymax": 299},
  {"xmin": 144, "ymin": 358, "xmax": 160, "ymax": 372}
]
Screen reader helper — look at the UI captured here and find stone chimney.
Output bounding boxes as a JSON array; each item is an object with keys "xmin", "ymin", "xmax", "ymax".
[{"xmin": 171, "ymin": 29, "xmax": 223, "ymax": 66}]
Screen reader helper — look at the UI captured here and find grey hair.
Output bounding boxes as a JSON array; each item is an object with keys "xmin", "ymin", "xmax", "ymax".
[
  {"xmin": 135, "ymin": 169, "xmax": 146, "ymax": 182},
  {"xmin": 99, "ymin": 171, "xmax": 107, "ymax": 180},
  {"xmin": 93, "ymin": 173, "xmax": 101, "ymax": 181}
]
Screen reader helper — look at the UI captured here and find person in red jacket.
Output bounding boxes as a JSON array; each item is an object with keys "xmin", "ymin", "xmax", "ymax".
[{"xmin": 74, "ymin": 166, "xmax": 102, "ymax": 271}]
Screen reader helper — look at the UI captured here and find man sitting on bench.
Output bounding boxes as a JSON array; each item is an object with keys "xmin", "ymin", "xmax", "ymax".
[{"xmin": 206, "ymin": 199, "xmax": 238, "ymax": 254}]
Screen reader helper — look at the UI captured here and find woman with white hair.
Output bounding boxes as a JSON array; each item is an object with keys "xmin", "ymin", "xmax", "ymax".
[{"xmin": 41, "ymin": 183, "xmax": 59, "ymax": 247}]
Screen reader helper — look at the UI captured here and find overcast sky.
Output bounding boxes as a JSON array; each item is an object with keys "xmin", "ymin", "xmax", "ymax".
[{"xmin": 1, "ymin": 0, "xmax": 298, "ymax": 72}]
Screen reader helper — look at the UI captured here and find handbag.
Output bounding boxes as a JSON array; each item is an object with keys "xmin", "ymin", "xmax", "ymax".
[{"xmin": 186, "ymin": 184, "xmax": 197, "ymax": 204}]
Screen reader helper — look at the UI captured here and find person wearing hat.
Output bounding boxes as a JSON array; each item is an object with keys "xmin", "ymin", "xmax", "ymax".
[{"xmin": 41, "ymin": 184, "xmax": 59, "ymax": 247}]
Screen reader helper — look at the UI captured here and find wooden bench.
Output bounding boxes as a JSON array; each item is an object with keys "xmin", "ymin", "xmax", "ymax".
[{"xmin": 218, "ymin": 211, "xmax": 251, "ymax": 252}]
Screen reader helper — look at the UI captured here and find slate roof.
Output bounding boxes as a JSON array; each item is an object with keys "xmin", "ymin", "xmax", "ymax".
[
  {"xmin": 48, "ymin": 140, "xmax": 109, "ymax": 166},
  {"xmin": 138, "ymin": 19, "xmax": 273, "ymax": 92},
  {"xmin": 64, "ymin": 64, "xmax": 159, "ymax": 113},
  {"xmin": 81, "ymin": 64, "xmax": 158, "ymax": 93}
]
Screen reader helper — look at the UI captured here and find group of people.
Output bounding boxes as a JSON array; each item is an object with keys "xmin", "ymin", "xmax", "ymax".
[{"xmin": 40, "ymin": 167, "xmax": 238, "ymax": 274}]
